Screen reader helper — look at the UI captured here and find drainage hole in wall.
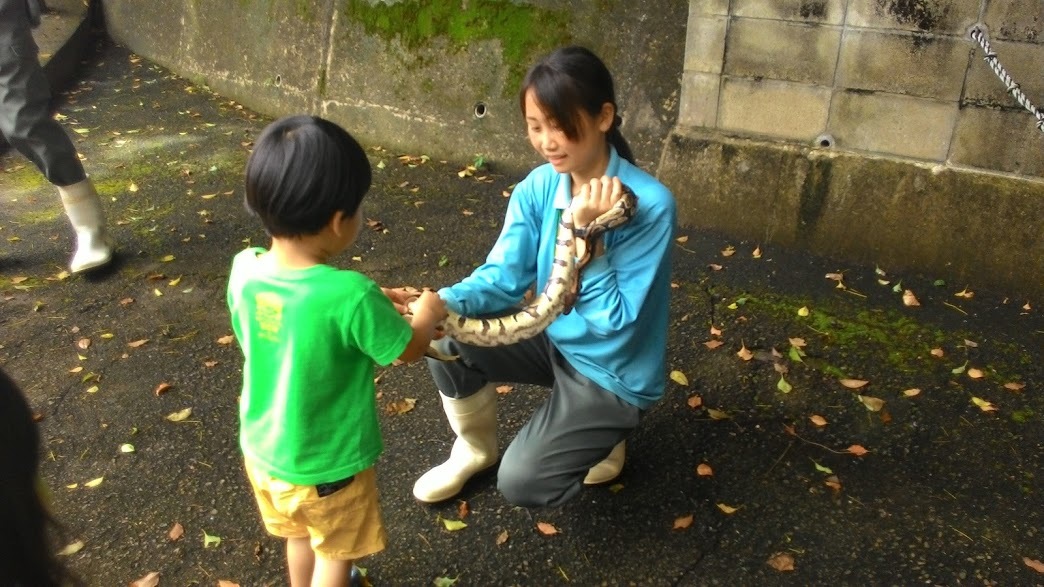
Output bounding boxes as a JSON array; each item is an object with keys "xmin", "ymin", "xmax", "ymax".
[
  {"xmin": 815, "ymin": 133, "xmax": 835, "ymax": 148},
  {"xmin": 474, "ymin": 102, "xmax": 487, "ymax": 118}
]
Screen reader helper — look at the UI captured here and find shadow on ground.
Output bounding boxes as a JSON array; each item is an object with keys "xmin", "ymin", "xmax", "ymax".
[{"xmin": 1, "ymin": 37, "xmax": 1042, "ymax": 587}]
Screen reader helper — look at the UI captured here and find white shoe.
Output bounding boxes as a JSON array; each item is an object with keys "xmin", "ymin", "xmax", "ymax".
[
  {"xmin": 58, "ymin": 179, "xmax": 113, "ymax": 273},
  {"xmin": 413, "ymin": 384, "xmax": 498, "ymax": 503},
  {"xmin": 584, "ymin": 440, "xmax": 626, "ymax": 485}
]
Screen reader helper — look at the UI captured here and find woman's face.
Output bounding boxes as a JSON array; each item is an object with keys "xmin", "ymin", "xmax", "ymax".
[{"xmin": 523, "ymin": 89, "xmax": 613, "ymax": 186}]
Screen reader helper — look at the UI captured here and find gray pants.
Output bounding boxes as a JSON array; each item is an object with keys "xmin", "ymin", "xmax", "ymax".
[
  {"xmin": 427, "ymin": 333, "xmax": 641, "ymax": 507},
  {"xmin": 0, "ymin": 0, "xmax": 86, "ymax": 187}
]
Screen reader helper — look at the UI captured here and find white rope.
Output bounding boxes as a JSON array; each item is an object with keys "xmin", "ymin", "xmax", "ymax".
[{"xmin": 969, "ymin": 26, "xmax": 1044, "ymax": 133}]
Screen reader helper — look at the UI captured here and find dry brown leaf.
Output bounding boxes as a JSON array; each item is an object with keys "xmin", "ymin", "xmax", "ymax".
[
  {"xmin": 964, "ymin": 339, "xmax": 979, "ymax": 348},
  {"xmin": 1004, "ymin": 382, "xmax": 1026, "ymax": 392},
  {"xmin": 217, "ymin": 581, "xmax": 240, "ymax": 587},
  {"xmin": 752, "ymin": 246, "xmax": 762, "ymax": 259},
  {"xmin": 673, "ymin": 514, "xmax": 694, "ymax": 530},
  {"xmin": 384, "ymin": 398, "xmax": 417, "ymax": 415},
  {"xmin": 788, "ymin": 337, "xmax": 806, "ymax": 348},
  {"xmin": 930, "ymin": 348, "xmax": 945, "ymax": 358},
  {"xmin": 169, "ymin": 522, "xmax": 184, "ymax": 541},
  {"xmin": 839, "ymin": 379, "xmax": 869, "ymax": 389},
  {"xmin": 166, "ymin": 408, "xmax": 192, "ymax": 422},
  {"xmin": 154, "ymin": 382, "xmax": 173, "ymax": 397},
  {"xmin": 457, "ymin": 500, "xmax": 469, "ymax": 519},
  {"xmin": 704, "ymin": 339, "xmax": 724, "ymax": 350},
  {"xmin": 709, "ymin": 326, "xmax": 722, "ymax": 336},
  {"xmin": 972, "ymin": 397, "xmax": 998, "ymax": 412},
  {"xmin": 707, "ymin": 408, "xmax": 729, "ymax": 420},
  {"xmin": 809, "ymin": 415, "xmax": 827, "ymax": 427},
  {"xmin": 847, "ymin": 445, "xmax": 869, "ymax": 456},
  {"xmin": 967, "ymin": 368, "xmax": 984, "ymax": 379},
  {"xmin": 130, "ymin": 572, "xmax": 160, "ymax": 587},
  {"xmin": 716, "ymin": 503, "xmax": 739, "ymax": 514},
  {"xmin": 721, "ymin": 245, "xmax": 735, "ymax": 257},
  {"xmin": 676, "ymin": 235, "xmax": 689, "ymax": 244},
  {"xmin": 696, "ymin": 463, "xmax": 713, "ymax": 476},
  {"xmin": 217, "ymin": 335, "xmax": 235, "ymax": 345},
  {"xmin": 902, "ymin": 388, "xmax": 922, "ymax": 397},
  {"xmin": 736, "ymin": 345, "xmax": 753, "ymax": 361},
  {"xmin": 536, "ymin": 522, "xmax": 558, "ymax": 536},
  {"xmin": 204, "ymin": 360, "xmax": 219, "ymax": 368},
  {"xmin": 824, "ymin": 475, "xmax": 842, "ymax": 491},
  {"xmin": 495, "ymin": 385, "xmax": 514, "ymax": 395},
  {"xmin": 767, "ymin": 552, "xmax": 795, "ymax": 572},
  {"xmin": 824, "ymin": 272, "xmax": 844, "ymax": 282},
  {"xmin": 495, "ymin": 530, "xmax": 509, "ymax": 546},
  {"xmin": 857, "ymin": 395, "xmax": 885, "ymax": 412},
  {"xmin": 1024, "ymin": 557, "xmax": 1044, "ymax": 573},
  {"xmin": 902, "ymin": 289, "xmax": 920, "ymax": 307},
  {"xmin": 955, "ymin": 287, "xmax": 974, "ymax": 299},
  {"xmin": 76, "ymin": 338, "xmax": 91, "ymax": 350},
  {"xmin": 686, "ymin": 395, "xmax": 703, "ymax": 409},
  {"xmin": 708, "ymin": 263, "xmax": 723, "ymax": 271}
]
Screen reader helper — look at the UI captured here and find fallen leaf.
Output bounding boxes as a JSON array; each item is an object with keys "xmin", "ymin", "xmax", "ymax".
[
  {"xmin": 130, "ymin": 571, "xmax": 160, "ymax": 587},
  {"xmin": 736, "ymin": 345, "xmax": 753, "ymax": 361},
  {"xmin": 788, "ymin": 337, "xmax": 806, "ymax": 348},
  {"xmin": 971, "ymin": 397, "xmax": 998, "ymax": 412},
  {"xmin": 77, "ymin": 338, "xmax": 91, "ymax": 350},
  {"xmin": 58, "ymin": 540, "xmax": 85, "ymax": 556},
  {"xmin": 930, "ymin": 348, "xmax": 945, "ymax": 358},
  {"xmin": 812, "ymin": 460, "xmax": 833, "ymax": 474},
  {"xmin": 169, "ymin": 522, "xmax": 184, "ymax": 541},
  {"xmin": 824, "ymin": 272, "xmax": 844, "ymax": 282},
  {"xmin": 952, "ymin": 361, "xmax": 968, "ymax": 375},
  {"xmin": 120, "ymin": 443, "xmax": 135, "ymax": 453},
  {"xmin": 777, "ymin": 376, "xmax": 792, "ymax": 394},
  {"xmin": 954, "ymin": 287, "xmax": 974, "ymax": 299},
  {"xmin": 847, "ymin": 445, "xmax": 869, "ymax": 456},
  {"xmin": 964, "ymin": 339, "xmax": 979, "ymax": 348},
  {"xmin": 166, "ymin": 408, "xmax": 193, "ymax": 422},
  {"xmin": 767, "ymin": 552, "xmax": 795, "ymax": 572},
  {"xmin": 127, "ymin": 339, "xmax": 149, "ymax": 348},
  {"xmin": 686, "ymin": 395, "xmax": 703, "ymax": 409},
  {"xmin": 69, "ymin": 366, "xmax": 83, "ymax": 373},
  {"xmin": 536, "ymin": 522, "xmax": 559, "ymax": 536},
  {"xmin": 154, "ymin": 382, "xmax": 173, "ymax": 396},
  {"xmin": 967, "ymin": 368, "xmax": 984, "ymax": 379},
  {"xmin": 457, "ymin": 501, "xmax": 469, "ymax": 519},
  {"xmin": 708, "ymin": 263, "xmax": 723, "ymax": 271},
  {"xmin": 495, "ymin": 385, "xmax": 513, "ymax": 395},
  {"xmin": 752, "ymin": 246, "xmax": 762, "ymax": 258},
  {"xmin": 721, "ymin": 245, "xmax": 735, "ymax": 257},
  {"xmin": 1024, "ymin": 557, "xmax": 1044, "ymax": 573},
  {"xmin": 440, "ymin": 517, "xmax": 467, "ymax": 531},
  {"xmin": 716, "ymin": 503, "xmax": 739, "ymax": 514},
  {"xmin": 902, "ymin": 388, "xmax": 922, "ymax": 397},
  {"xmin": 217, "ymin": 581, "xmax": 240, "ymax": 587},
  {"xmin": 676, "ymin": 235, "xmax": 689, "ymax": 244},
  {"xmin": 84, "ymin": 477, "xmax": 104, "ymax": 488},
  {"xmin": 217, "ymin": 334, "xmax": 235, "ymax": 345},
  {"xmin": 1004, "ymin": 382, "xmax": 1025, "ymax": 392},
  {"xmin": 797, "ymin": 306, "xmax": 809, "ymax": 317},
  {"xmin": 384, "ymin": 398, "xmax": 417, "ymax": 415},
  {"xmin": 204, "ymin": 360, "xmax": 219, "ymax": 368},
  {"xmin": 709, "ymin": 326, "xmax": 722, "ymax": 336},
  {"xmin": 203, "ymin": 530, "xmax": 221, "ymax": 548},
  {"xmin": 857, "ymin": 395, "xmax": 885, "ymax": 412},
  {"xmin": 433, "ymin": 577, "xmax": 459, "ymax": 587},
  {"xmin": 703, "ymin": 339, "xmax": 724, "ymax": 349},
  {"xmin": 839, "ymin": 379, "xmax": 869, "ymax": 389},
  {"xmin": 495, "ymin": 530, "xmax": 509, "ymax": 546},
  {"xmin": 809, "ymin": 415, "xmax": 827, "ymax": 427},
  {"xmin": 902, "ymin": 289, "xmax": 920, "ymax": 307},
  {"xmin": 11, "ymin": 276, "xmax": 28, "ymax": 284},
  {"xmin": 824, "ymin": 475, "xmax": 842, "ymax": 491},
  {"xmin": 670, "ymin": 370, "xmax": 689, "ymax": 386},
  {"xmin": 696, "ymin": 463, "xmax": 713, "ymax": 476},
  {"xmin": 707, "ymin": 408, "xmax": 729, "ymax": 420},
  {"xmin": 673, "ymin": 514, "xmax": 694, "ymax": 530},
  {"xmin": 161, "ymin": 254, "xmax": 175, "ymax": 263}
]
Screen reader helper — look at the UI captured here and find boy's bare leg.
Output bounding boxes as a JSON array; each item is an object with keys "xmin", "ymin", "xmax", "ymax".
[
  {"xmin": 312, "ymin": 557, "xmax": 353, "ymax": 587},
  {"xmin": 286, "ymin": 537, "xmax": 315, "ymax": 586}
]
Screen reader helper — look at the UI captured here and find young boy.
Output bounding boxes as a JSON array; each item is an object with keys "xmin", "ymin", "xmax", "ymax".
[{"xmin": 227, "ymin": 115, "xmax": 446, "ymax": 587}]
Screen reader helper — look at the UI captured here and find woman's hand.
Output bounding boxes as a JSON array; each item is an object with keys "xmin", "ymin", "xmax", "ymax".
[{"xmin": 571, "ymin": 176, "xmax": 623, "ymax": 229}]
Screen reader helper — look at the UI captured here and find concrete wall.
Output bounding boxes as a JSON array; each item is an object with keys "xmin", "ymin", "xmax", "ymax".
[
  {"xmin": 681, "ymin": 0, "xmax": 1044, "ymax": 177},
  {"xmin": 99, "ymin": 0, "xmax": 686, "ymax": 173}
]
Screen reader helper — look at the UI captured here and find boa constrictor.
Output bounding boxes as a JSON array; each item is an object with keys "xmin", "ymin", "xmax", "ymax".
[{"xmin": 430, "ymin": 185, "xmax": 638, "ymax": 353}]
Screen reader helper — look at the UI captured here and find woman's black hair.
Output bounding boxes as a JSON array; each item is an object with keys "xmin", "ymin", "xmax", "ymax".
[
  {"xmin": 245, "ymin": 115, "xmax": 372, "ymax": 237},
  {"xmin": 519, "ymin": 45, "xmax": 635, "ymax": 164},
  {"xmin": 0, "ymin": 368, "xmax": 82, "ymax": 587}
]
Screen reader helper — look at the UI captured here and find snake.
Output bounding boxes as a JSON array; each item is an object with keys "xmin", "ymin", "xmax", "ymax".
[{"xmin": 430, "ymin": 184, "xmax": 638, "ymax": 351}]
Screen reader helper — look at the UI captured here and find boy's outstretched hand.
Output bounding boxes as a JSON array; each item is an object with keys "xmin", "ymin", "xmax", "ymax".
[{"xmin": 382, "ymin": 286, "xmax": 418, "ymax": 315}]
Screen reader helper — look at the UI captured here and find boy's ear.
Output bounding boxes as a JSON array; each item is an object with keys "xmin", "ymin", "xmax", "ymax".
[{"xmin": 329, "ymin": 210, "xmax": 348, "ymax": 236}]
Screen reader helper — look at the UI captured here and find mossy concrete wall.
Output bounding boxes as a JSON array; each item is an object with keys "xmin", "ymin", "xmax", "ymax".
[{"xmin": 98, "ymin": 0, "xmax": 686, "ymax": 172}]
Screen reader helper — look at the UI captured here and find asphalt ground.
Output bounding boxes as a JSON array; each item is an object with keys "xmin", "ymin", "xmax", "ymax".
[{"xmin": 1, "ymin": 35, "xmax": 1042, "ymax": 587}]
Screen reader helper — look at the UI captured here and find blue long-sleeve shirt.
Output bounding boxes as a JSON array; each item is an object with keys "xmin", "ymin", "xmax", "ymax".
[{"xmin": 439, "ymin": 147, "xmax": 677, "ymax": 409}]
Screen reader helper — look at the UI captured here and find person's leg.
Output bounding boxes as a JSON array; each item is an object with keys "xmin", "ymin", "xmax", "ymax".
[
  {"xmin": 413, "ymin": 334, "xmax": 555, "ymax": 503},
  {"xmin": 286, "ymin": 537, "xmax": 314, "ymax": 587},
  {"xmin": 0, "ymin": 27, "xmax": 112, "ymax": 272},
  {"xmin": 497, "ymin": 347, "xmax": 641, "ymax": 507},
  {"xmin": 311, "ymin": 556, "xmax": 352, "ymax": 587}
]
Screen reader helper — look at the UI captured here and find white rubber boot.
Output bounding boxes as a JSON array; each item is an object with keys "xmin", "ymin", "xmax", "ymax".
[
  {"xmin": 413, "ymin": 384, "xmax": 498, "ymax": 503},
  {"xmin": 58, "ymin": 178, "xmax": 113, "ymax": 273},
  {"xmin": 583, "ymin": 440, "xmax": 626, "ymax": 485}
]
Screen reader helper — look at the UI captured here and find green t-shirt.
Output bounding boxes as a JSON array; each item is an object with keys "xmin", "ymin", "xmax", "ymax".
[{"xmin": 227, "ymin": 248, "xmax": 412, "ymax": 485}]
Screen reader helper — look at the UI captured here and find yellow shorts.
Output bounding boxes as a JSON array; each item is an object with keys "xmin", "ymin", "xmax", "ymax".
[{"xmin": 244, "ymin": 461, "xmax": 387, "ymax": 560}]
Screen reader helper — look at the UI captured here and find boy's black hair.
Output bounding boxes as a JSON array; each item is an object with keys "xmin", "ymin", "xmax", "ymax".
[
  {"xmin": 0, "ymin": 368, "xmax": 83, "ymax": 587},
  {"xmin": 519, "ymin": 45, "xmax": 636, "ymax": 164},
  {"xmin": 245, "ymin": 115, "xmax": 372, "ymax": 237}
]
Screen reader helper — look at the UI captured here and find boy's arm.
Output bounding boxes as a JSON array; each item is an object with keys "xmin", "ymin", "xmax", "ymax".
[{"xmin": 397, "ymin": 290, "xmax": 446, "ymax": 363}]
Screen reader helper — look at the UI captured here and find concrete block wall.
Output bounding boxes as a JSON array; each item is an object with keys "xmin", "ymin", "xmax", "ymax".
[{"xmin": 682, "ymin": 0, "xmax": 1044, "ymax": 178}]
